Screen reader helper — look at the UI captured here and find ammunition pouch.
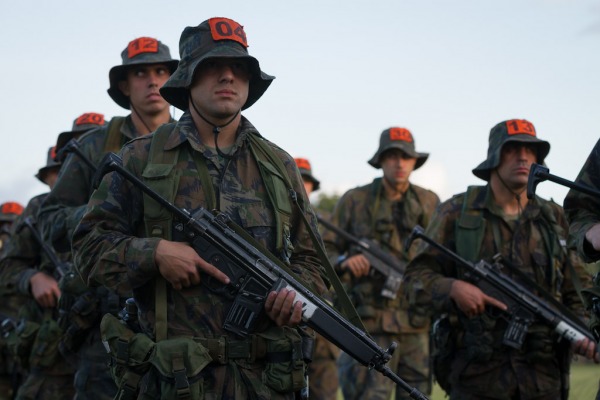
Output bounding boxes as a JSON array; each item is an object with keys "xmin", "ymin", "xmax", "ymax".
[
  {"xmin": 58, "ymin": 290, "xmax": 100, "ymax": 358},
  {"xmin": 6, "ymin": 319, "xmax": 40, "ymax": 372},
  {"xmin": 29, "ymin": 316, "xmax": 63, "ymax": 369},
  {"xmin": 522, "ymin": 324, "xmax": 556, "ymax": 364},
  {"xmin": 462, "ymin": 314, "xmax": 496, "ymax": 362}
]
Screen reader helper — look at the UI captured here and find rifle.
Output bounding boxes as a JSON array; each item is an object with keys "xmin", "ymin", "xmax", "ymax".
[
  {"xmin": 94, "ymin": 153, "xmax": 429, "ymax": 400},
  {"xmin": 406, "ymin": 225, "xmax": 595, "ymax": 350},
  {"xmin": 22, "ymin": 216, "xmax": 68, "ymax": 279},
  {"xmin": 317, "ymin": 215, "xmax": 404, "ymax": 299},
  {"xmin": 55, "ymin": 139, "xmax": 97, "ymax": 172},
  {"xmin": 527, "ymin": 163, "xmax": 600, "ymax": 200}
]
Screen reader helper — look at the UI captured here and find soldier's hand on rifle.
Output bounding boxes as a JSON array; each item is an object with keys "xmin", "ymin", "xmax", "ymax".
[
  {"xmin": 264, "ymin": 288, "xmax": 303, "ymax": 327},
  {"xmin": 572, "ymin": 337, "xmax": 600, "ymax": 363},
  {"xmin": 585, "ymin": 223, "xmax": 600, "ymax": 252},
  {"xmin": 155, "ymin": 239, "xmax": 230, "ymax": 290},
  {"xmin": 450, "ymin": 280, "xmax": 507, "ymax": 317},
  {"xmin": 30, "ymin": 272, "xmax": 61, "ymax": 308},
  {"xmin": 341, "ymin": 254, "xmax": 370, "ymax": 278}
]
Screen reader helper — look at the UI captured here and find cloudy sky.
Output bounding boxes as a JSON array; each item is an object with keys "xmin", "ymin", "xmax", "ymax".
[{"xmin": 1, "ymin": 0, "xmax": 599, "ymax": 209}]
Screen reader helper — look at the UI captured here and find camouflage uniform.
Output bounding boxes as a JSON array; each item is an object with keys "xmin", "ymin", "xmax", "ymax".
[
  {"xmin": 73, "ymin": 18, "xmax": 327, "ymax": 400},
  {"xmin": 403, "ymin": 120, "xmax": 590, "ymax": 400},
  {"xmin": 323, "ymin": 128, "xmax": 439, "ymax": 400},
  {"xmin": 0, "ymin": 193, "xmax": 75, "ymax": 400},
  {"xmin": 37, "ymin": 40, "xmax": 178, "ymax": 400},
  {"xmin": 0, "ymin": 202, "xmax": 24, "ymax": 258}
]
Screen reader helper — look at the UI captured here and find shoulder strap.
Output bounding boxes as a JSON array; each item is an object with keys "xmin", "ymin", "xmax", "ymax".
[
  {"xmin": 141, "ymin": 123, "xmax": 180, "ymax": 342},
  {"xmin": 455, "ymin": 186, "xmax": 486, "ymax": 262},
  {"xmin": 103, "ymin": 117, "xmax": 127, "ymax": 153}
]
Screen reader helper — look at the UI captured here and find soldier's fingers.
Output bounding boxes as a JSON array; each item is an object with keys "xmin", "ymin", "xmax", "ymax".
[
  {"xmin": 483, "ymin": 294, "xmax": 507, "ymax": 311},
  {"xmin": 289, "ymin": 300, "xmax": 303, "ymax": 325},
  {"xmin": 264, "ymin": 291, "xmax": 277, "ymax": 312},
  {"xmin": 197, "ymin": 258, "xmax": 230, "ymax": 284}
]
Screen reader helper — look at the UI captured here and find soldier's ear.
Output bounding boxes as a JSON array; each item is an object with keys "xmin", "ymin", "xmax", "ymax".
[{"xmin": 118, "ymin": 80, "xmax": 130, "ymax": 97}]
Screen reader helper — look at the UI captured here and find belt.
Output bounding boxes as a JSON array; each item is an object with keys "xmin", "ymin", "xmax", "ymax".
[{"xmin": 194, "ymin": 335, "xmax": 268, "ymax": 364}]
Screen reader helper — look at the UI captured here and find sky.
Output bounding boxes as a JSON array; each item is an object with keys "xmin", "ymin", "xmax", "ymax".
[{"xmin": 1, "ymin": 0, "xmax": 599, "ymax": 209}]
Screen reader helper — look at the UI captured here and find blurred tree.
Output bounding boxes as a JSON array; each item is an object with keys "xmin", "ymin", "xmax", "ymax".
[{"xmin": 313, "ymin": 193, "xmax": 340, "ymax": 214}]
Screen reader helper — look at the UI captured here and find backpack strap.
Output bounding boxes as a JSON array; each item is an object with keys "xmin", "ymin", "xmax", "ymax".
[
  {"xmin": 455, "ymin": 186, "xmax": 486, "ymax": 262},
  {"xmin": 103, "ymin": 117, "xmax": 127, "ymax": 153}
]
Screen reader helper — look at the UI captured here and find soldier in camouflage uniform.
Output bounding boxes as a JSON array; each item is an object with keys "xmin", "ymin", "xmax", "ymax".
[
  {"xmin": 37, "ymin": 39, "xmax": 178, "ymax": 400},
  {"xmin": 403, "ymin": 119, "xmax": 597, "ymax": 400},
  {"xmin": 294, "ymin": 157, "xmax": 340, "ymax": 400},
  {"xmin": 72, "ymin": 17, "xmax": 327, "ymax": 399},
  {"xmin": 0, "ymin": 202, "xmax": 24, "ymax": 257},
  {"xmin": 323, "ymin": 127, "xmax": 439, "ymax": 400},
  {"xmin": 0, "ymin": 114, "xmax": 105, "ymax": 400}
]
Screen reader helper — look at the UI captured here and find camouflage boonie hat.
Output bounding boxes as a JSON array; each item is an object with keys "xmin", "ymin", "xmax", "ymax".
[
  {"xmin": 56, "ymin": 113, "xmax": 106, "ymax": 153},
  {"xmin": 36, "ymin": 146, "xmax": 61, "ymax": 183},
  {"xmin": 160, "ymin": 17, "xmax": 275, "ymax": 111},
  {"xmin": 0, "ymin": 202, "xmax": 24, "ymax": 223},
  {"xmin": 294, "ymin": 158, "xmax": 320, "ymax": 191},
  {"xmin": 368, "ymin": 127, "xmax": 429, "ymax": 170},
  {"xmin": 108, "ymin": 37, "xmax": 179, "ymax": 109},
  {"xmin": 472, "ymin": 119, "xmax": 550, "ymax": 181}
]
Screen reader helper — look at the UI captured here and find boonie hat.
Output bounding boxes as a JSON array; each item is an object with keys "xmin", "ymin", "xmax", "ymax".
[
  {"xmin": 36, "ymin": 146, "xmax": 61, "ymax": 184},
  {"xmin": 472, "ymin": 119, "xmax": 550, "ymax": 181},
  {"xmin": 108, "ymin": 37, "xmax": 179, "ymax": 109},
  {"xmin": 294, "ymin": 158, "xmax": 320, "ymax": 191},
  {"xmin": 0, "ymin": 201, "xmax": 24, "ymax": 223},
  {"xmin": 56, "ymin": 113, "xmax": 106, "ymax": 153},
  {"xmin": 160, "ymin": 17, "xmax": 275, "ymax": 111},
  {"xmin": 368, "ymin": 127, "xmax": 429, "ymax": 170}
]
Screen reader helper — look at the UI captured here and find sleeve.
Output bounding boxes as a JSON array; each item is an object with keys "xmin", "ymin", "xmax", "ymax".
[
  {"xmin": 564, "ymin": 139, "xmax": 600, "ymax": 262},
  {"xmin": 72, "ymin": 143, "xmax": 160, "ymax": 297},
  {"xmin": 321, "ymin": 190, "xmax": 355, "ymax": 272}
]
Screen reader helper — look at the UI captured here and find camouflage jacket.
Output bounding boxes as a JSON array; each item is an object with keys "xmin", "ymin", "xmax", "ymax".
[
  {"xmin": 564, "ymin": 139, "xmax": 600, "ymax": 263},
  {"xmin": 404, "ymin": 184, "xmax": 588, "ymax": 329},
  {"xmin": 38, "ymin": 115, "xmax": 157, "ymax": 255},
  {"xmin": 322, "ymin": 178, "xmax": 440, "ymax": 333},
  {"xmin": 72, "ymin": 112, "xmax": 327, "ymax": 339}
]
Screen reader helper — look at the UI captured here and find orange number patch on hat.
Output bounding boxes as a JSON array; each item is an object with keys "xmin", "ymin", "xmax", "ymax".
[
  {"xmin": 1, "ymin": 202, "xmax": 23, "ymax": 215},
  {"xmin": 208, "ymin": 18, "xmax": 248, "ymax": 48},
  {"xmin": 128, "ymin": 37, "xmax": 159, "ymax": 59},
  {"xmin": 50, "ymin": 146, "xmax": 57, "ymax": 160},
  {"xmin": 506, "ymin": 119, "xmax": 536, "ymax": 136},
  {"xmin": 294, "ymin": 158, "xmax": 312, "ymax": 171},
  {"xmin": 75, "ymin": 113, "xmax": 105, "ymax": 126},
  {"xmin": 389, "ymin": 128, "xmax": 413, "ymax": 142}
]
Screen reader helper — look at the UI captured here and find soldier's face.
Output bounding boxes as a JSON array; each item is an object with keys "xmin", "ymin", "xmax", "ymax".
[
  {"xmin": 302, "ymin": 178, "xmax": 314, "ymax": 196},
  {"xmin": 496, "ymin": 142, "xmax": 538, "ymax": 189},
  {"xmin": 189, "ymin": 58, "xmax": 250, "ymax": 121},
  {"xmin": 380, "ymin": 149, "xmax": 417, "ymax": 188},
  {"xmin": 119, "ymin": 64, "xmax": 171, "ymax": 115}
]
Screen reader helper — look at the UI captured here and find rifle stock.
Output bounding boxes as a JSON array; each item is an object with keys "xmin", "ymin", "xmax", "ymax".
[
  {"xmin": 527, "ymin": 163, "xmax": 600, "ymax": 199},
  {"xmin": 96, "ymin": 152, "xmax": 429, "ymax": 400}
]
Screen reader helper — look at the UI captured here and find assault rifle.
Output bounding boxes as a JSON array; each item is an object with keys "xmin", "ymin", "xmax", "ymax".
[
  {"xmin": 94, "ymin": 153, "xmax": 429, "ymax": 400},
  {"xmin": 22, "ymin": 216, "xmax": 68, "ymax": 279},
  {"xmin": 317, "ymin": 216, "xmax": 405, "ymax": 299},
  {"xmin": 527, "ymin": 163, "xmax": 600, "ymax": 200},
  {"xmin": 406, "ymin": 225, "xmax": 595, "ymax": 350}
]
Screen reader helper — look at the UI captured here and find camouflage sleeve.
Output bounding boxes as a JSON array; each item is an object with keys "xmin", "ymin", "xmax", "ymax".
[
  {"xmin": 564, "ymin": 139, "xmax": 600, "ymax": 262},
  {"xmin": 37, "ymin": 136, "xmax": 98, "ymax": 254},
  {"xmin": 321, "ymin": 189, "xmax": 355, "ymax": 270},
  {"xmin": 403, "ymin": 197, "xmax": 461, "ymax": 315},
  {"xmin": 280, "ymin": 150, "xmax": 328, "ymax": 295},
  {"xmin": 72, "ymin": 142, "xmax": 160, "ymax": 296}
]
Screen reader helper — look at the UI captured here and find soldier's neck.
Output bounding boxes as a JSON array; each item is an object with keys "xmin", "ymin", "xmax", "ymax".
[
  {"xmin": 382, "ymin": 177, "xmax": 409, "ymax": 202},
  {"xmin": 191, "ymin": 111, "xmax": 241, "ymax": 148},
  {"xmin": 130, "ymin": 109, "xmax": 172, "ymax": 136},
  {"xmin": 489, "ymin": 175, "xmax": 528, "ymax": 216}
]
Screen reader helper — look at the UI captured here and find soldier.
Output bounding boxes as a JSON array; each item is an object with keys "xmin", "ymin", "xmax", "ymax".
[
  {"xmin": 0, "ymin": 113, "xmax": 106, "ymax": 400},
  {"xmin": 294, "ymin": 157, "xmax": 339, "ymax": 400},
  {"xmin": 0, "ymin": 201, "xmax": 24, "ymax": 256},
  {"xmin": 72, "ymin": 17, "xmax": 327, "ymax": 399},
  {"xmin": 403, "ymin": 119, "xmax": 597, "ymax": 399},
  {"xmin": 37, "ymin": 38, "xmax": 178, "ymax": 400},
  {"xmin": 323, "ymin": 127, "xmax": 439, "ymax": 400},
  {"xmin": 563, "ymin": 139, "xmax": 600, "ymax": 400}
]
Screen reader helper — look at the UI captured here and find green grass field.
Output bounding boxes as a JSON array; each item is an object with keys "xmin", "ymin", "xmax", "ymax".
[{"xmin": 336, "ymin": 360, "xmax": 599, "ymax": 399}]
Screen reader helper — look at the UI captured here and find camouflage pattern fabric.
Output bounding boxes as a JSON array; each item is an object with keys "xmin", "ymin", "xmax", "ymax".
[
  {"xmin": 72, "ymin": 112, "xmax": 327, "ymax": 399},
  {"xmin": 403, "ymin": 185, "xmax": 590, "ymax": 399},
  {"xmin": 322, "ymin": 177, "xmax": 439, "ymax": 400}
]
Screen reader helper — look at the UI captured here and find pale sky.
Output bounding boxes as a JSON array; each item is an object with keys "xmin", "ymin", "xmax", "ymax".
[{"xmin": 1, "ymin": 0, "xmax": 599, "ymax": 209}]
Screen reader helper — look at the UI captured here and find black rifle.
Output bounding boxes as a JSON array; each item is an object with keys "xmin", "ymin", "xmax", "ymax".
[
  {"xmin": 55, "ymin": 139, "xmax": 97, "ymax": 172},
  {"xmin": 527, "ymin": 163, "xmax": 600, "ymax": 200},
  {"xmin": 22, "ymin": 216, "xmax": 68, "ymax": 279},
  {"xmin": 406, "ymin": 225, "xmax": 595, "ymax": 350},
  {"xmin": 94, "ymin": 153, "xmax": 429, "ymax": 400},
  {"xmin": 317, "ymin": 215, "xmax": 404, "ymax": 299}
]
